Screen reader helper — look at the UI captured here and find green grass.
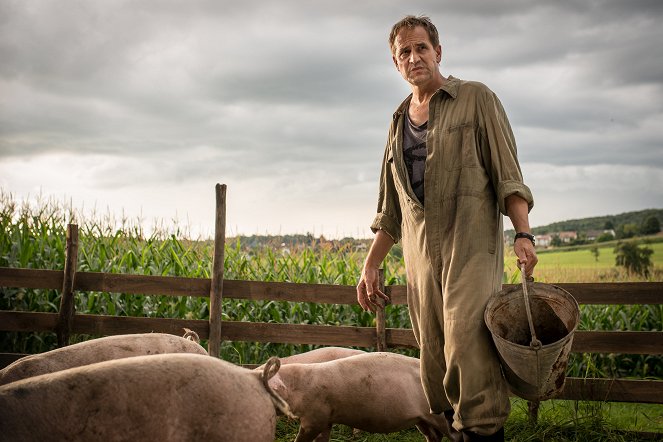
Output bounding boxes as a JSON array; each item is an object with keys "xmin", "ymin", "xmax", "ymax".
[
  {"xmin": 273, "ymin": 399, "xmax": 663, "ymax": 441},
  {"xmin": 536, "ymin": 242, "xmax": 663, "ymax": 270},
  {"xmin": 501, "ymin": 239, "xmax": 663, "ymax": 284}
]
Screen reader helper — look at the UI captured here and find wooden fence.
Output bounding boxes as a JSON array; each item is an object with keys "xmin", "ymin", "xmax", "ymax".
[
  {"xmin": 1, "ymin": 184, "xmax": 662, "ymax": 413},
  {"xmin": 2, "ymin": 266, "xmax": 662, "ymax": 404}
]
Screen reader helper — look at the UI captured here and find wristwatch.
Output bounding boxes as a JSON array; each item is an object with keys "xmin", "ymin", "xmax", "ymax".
[{"xmin": 514, "ymin": 232, "xmax": 535, "ymax": 246}]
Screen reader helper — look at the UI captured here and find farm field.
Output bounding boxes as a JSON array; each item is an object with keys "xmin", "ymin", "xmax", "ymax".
[
  {"xmin": 1, "ymin": 192, "xmax": 662, "ymax": 440},
  {"xmin": 527, "ymin": 241, "xmax": 663, "ymax": 283},
  {"xmin": 501, "ymin": 239, "xmax": 663, "ymax": 284},
  {"xmin": 537, "ymin": 242, "xmax": 663, "ymax": 270}
]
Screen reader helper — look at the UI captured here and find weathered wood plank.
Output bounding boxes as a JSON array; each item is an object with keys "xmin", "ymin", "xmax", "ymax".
[
  {"xmin": 73, "ymin": 314, "xmax": 210, "ymax": 338},
  {"xmin": 221, "ymin": 321, "xmax": 379, "ymax": 347},
  {"xmin": 0, "ymin": 311, "xmax": 58, "ymax": 331},
  {"xmin": 0, "ymin": 268, "xmax": 361, "ymax": 303},
  {"xmin": 0, "ymin": 312, "xmax": 379, "ymax": 347},
  {"xmin": 546, "ymin": 282, "xmax": 663, "ymax": 305},
  {"xmin": 572, "ymin": 331, "xmax": 663, "ymax": 355},
  {"xmin": 222, "ymin": 280, "xmax": 358, "ymax": 304},
  {"xmin": 382, "ymin": 329, "xmax": 663, "ymax": 356},
  {"xmin": 2, "ymin": 311, "xmax": 660, "ymax": 354},
  {"xmin": 559, "ymin": 378, "xmax": 663, "ymax": 404},
  {"xmin": 0, "ymin": 311, "xmax": 206, "ymax": 336},
  {"xmin": 2, "ymin": 268, "xmax": 662, "ymax": 305},
  {"xmin": 75, "ymin": 272, "xmax": 210, "ymax": 297},
  {"xmin": 0, "ymin": 268, "xmax": 62, "ymax": 290},
  {"xmin": 0, "ymin": 312, "xmax": 376, "ymax": 347},
  {"xmin": 386, "ymin": 283, "xmax": 663, "ymax": 306}
]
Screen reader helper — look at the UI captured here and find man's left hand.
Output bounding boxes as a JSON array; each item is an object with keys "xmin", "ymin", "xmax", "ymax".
[{"xmin": 514, "ymin": 238, "xmax": 538, "ymax": 277}]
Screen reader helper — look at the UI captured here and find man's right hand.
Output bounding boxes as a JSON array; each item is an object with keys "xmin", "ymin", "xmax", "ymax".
[
  {"xmin": 356, "ymin": 229, "xmax": 395, "ymax": 312},
  {"xmin": 356, "ymin": 265, "xmax": 389, "ymax": 312}
]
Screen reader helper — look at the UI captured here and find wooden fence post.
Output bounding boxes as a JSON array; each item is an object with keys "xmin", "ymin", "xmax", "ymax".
[
  {"xmin": 208, "ymin": 184, "xmax": 227, "ymax": 358},
  {"xmin": 375, "ymin": 268, "xmax": 387, "ymax": 351},
  {"xmin": 56, "ymin": 223, "xmax": 78, "ymax": 347}
]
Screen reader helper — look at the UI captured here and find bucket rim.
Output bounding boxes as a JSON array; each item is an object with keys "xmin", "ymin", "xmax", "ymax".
[
  {"xmin": 485, "ymin": 281, "xmax": 580, "ymax": 316},
  {"xmin": 484, "ymin": 281, "xmax": 580, "ymax": 348}
]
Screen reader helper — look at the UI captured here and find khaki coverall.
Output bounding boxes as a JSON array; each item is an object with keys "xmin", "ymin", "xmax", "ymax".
[{"xmin": 370, "ymin": 76, "xmax": 534, "ymax": 434}]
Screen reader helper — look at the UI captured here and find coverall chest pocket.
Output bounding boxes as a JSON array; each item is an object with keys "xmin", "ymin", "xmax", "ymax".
[
  {"xmin": 386, "ymin": 150, "xmax": 410, "ymax": 204},
  {"xmin": 443, "ymin": 122, "xmax": 482, "ymax": 171}
]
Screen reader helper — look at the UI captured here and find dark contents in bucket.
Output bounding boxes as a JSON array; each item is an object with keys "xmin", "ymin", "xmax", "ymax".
[{"xmin": 495, "ymin": 298, "xmax": 569, "ymax": 346}]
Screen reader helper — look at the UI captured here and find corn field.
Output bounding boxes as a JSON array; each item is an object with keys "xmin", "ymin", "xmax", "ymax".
[{"xmin": 0, "ymin": 190, "xmax": 661, "ymax": 378}]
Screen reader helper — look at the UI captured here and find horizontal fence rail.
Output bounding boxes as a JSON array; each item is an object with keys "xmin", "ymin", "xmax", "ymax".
[
  {"xmin": 1, "ymin": 266, "xmax": 662, "ymax": 405},
  {"xmin": 2, "ymin": 267, "xmax": 662, "ymax": 305}
]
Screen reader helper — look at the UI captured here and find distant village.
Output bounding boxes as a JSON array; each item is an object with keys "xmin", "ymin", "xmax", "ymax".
[
  {"xmin": 532, "ymin": 229, "xmax": 616, "ymax": 248},
  {"xmin": 493, "ymin": 209, "xmax": 663, "ymax": 248},
  {"xmin": 230, "ymin": 211, "xmax": 662, "ymax": 253}
]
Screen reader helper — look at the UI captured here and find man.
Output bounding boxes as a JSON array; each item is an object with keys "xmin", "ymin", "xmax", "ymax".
[{"xmin": 356, "ymin": 15, "xmax": 538, "ymax": 442}]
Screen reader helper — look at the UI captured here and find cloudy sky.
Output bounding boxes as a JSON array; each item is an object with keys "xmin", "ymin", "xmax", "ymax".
[{"xmin": 1, "ymin": 0, "xmax": 662, "ymax": 239}]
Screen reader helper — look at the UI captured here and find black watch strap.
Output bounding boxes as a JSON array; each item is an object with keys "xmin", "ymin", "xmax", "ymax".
[{"xmin": 514, "ymin": 232, "xmax": 535, "ymax": 246}]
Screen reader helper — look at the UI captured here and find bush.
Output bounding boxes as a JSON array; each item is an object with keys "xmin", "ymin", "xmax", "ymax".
[
  {"xmin": 596, "ymin": 232, "xmax": 615, "ymax": 242},
  {"xmin": 614, "ymin": 241, "xmax": 653, "ymax": 277}
]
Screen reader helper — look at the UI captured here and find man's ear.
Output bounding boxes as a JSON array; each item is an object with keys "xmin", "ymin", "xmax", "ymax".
[
  {"xmin": 392, "ymin": 55, "xmax": 399, "ymax": 69},
  {"xmin": 436, "ymin": 45, "xmax": 442, "ymax": 63}
]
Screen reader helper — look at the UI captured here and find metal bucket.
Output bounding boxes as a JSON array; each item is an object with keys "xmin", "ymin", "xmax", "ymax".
[{"xmin": 484, "ymin": 278, "xmax": 579, "ymax": 401}]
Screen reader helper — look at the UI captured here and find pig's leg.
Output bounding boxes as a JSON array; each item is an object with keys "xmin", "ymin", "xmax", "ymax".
[
  {"xmin": 416, "ymin": 422, "xmax": 442, "ymax": 442},
  {"xmin": 417, "ymin": 413, "xmax": 462, "ymax": 442},
  {"xmin": 312, "ymin": 424, "xmax": 332, "ymax": 441},
  {"xmin": 294, "ymin": 423, "xmax": 326, "ymax": 442}
]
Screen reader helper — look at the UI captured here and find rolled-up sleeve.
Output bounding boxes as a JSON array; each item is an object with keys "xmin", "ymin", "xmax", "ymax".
[
  {"xmin": 479, "ymin": 88, "xmax": 534, "ymax": 215},
  {"xmin": 370, "ymin": 143, "xmax": 402, "ymax": 243}
]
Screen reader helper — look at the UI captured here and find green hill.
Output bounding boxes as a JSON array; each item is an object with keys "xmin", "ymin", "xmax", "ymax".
[
  {"xmin": 505, "ymin": 208, "xmax": 663, "ymax": 241},
  {"xmin": 229, "ymin": 210, "xmax": 662, "ymax": 248}
]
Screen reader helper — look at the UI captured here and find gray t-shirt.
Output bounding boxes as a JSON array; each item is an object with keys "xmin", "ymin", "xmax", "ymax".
[{"xmin": 403, "ymin": 111, "xmax": 427, "ymax": 205}]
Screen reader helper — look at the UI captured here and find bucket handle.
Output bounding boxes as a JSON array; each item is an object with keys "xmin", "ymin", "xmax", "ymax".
[{"xmin": 520, "ymin": 264, "xmax": 542, "ymax": 350}]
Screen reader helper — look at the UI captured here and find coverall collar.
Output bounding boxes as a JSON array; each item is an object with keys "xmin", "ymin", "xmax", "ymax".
[{"xmin": 392, "ymin": 75, "xmax": 461, "ymax": 122}]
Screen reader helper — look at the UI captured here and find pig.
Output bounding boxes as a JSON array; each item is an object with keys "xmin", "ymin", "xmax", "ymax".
[
  {"xmin": 254, "ymin": 346, "xmax": 365, "ymax": 371},
  {"xmin": 0, "ymin": 332, "xmax": 207, "ymax": 385},
  {"xmin": 269, "ymin": 351, "xmax": 454, "ymax": 442},
  {"xmin": 0, "ymin": 353, "xmax": 293, "ymax": 442},
  {"xmin": 255, "ymin": 346, "xmax": 367, "ymax": 437}
]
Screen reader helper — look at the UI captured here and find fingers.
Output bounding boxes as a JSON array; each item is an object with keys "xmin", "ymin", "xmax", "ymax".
[
  {"xmin": 515, "ymin": 241, "xmax": 538, "ymax": 277},
  {"xmin": 356, "ymin": 280, "xmax": 373, "ymax": 312},
  {"xmin": 517, "ymin": 253, "xmax": 538, "ymax": 277},
  {"xmin": 356, "ymin": 280, "xmax": 389, "ymax": 312},
  {"xmin": 368, "ymin": 289, "xmax": 390, "ymax": 309},
  {"xmin": 357, "ymin": 280, "xmax": 378, "ymax": 312}
]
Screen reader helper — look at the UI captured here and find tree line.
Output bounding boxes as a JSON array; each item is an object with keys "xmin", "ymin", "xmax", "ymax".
[{"xmin": 530, "ymin": 208, "xmax": 663, "ymax": 239}]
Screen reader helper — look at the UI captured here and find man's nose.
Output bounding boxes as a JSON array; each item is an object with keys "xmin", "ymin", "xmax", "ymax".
[{"xmin": 409, "ymin": 51, "xmax": 420, "ymax": 63}]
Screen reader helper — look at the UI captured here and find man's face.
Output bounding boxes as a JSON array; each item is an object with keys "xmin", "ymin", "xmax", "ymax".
[{"xmin": 392, "ymin": 26, "xmax": 441, "ymax": 87}]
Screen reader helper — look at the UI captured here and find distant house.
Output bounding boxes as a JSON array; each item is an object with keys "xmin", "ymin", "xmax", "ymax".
[
  {"xmin": 558, "ymin": 231, "xmax": 577, "ymax": 243},
  {"xmin": 353, "ymin": 243, "xmax": 367, "ymax": 252},
  {"xmin": 536, "ymin": 231, "xmax": 577, "ymax": 248},
  {"xmin": 506, "ymin": 231, "xmax": 577, "ymax": 248},
  {"xmin": 537, "ymin": 234, "xmax": 553, "ymax": 247}
]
